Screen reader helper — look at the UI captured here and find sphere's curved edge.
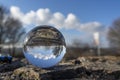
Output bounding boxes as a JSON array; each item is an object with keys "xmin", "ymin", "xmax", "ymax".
[{"xmin": 23, "ymin": 25, "xmax": 66, "ymax": 68}]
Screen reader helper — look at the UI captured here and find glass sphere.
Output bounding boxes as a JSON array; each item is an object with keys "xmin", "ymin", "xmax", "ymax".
[{"xmin": 23, "ymin": 25, "xmax": 66, "ymax": 68}]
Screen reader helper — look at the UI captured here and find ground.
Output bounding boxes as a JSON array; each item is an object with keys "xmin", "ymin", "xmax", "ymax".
[{"xmin": 0, "ymin": 56, "xmax": 120, "ymax": 80}]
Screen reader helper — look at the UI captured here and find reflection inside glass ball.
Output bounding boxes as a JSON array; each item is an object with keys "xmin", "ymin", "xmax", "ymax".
[{"xmin": 23, "ymin": 25, "xmax": 66, "ymax": 68}]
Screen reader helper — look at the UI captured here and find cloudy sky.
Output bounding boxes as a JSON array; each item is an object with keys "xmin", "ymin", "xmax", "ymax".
[{"xmin": 1, "ymin": 0, "xmax": 120, "ymax": 47}]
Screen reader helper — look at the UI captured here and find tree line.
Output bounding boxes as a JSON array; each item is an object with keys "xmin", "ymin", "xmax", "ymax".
[
  {"xmin": 0, "ymin": 5, "xmax": 120, "ymax": 56},
  {"xmin": 0, "ymin": 6, "xmax": 25, "ymax": 55}
]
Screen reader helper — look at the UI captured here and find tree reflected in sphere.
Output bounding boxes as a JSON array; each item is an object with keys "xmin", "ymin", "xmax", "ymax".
[{"xmin": 23, "ymin": 25, "xmax": 66, "ymax": 68}]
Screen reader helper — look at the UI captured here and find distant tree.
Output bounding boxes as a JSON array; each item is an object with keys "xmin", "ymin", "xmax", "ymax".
[
  {"xmin": 72, "ymin": 39, "xmax": 82, "ymax": 48},
  {"xmin": 72, "ymin": 39, "xmax": 90, "ymax": 48},
  {"xmin": 0, "ymin": 6, "xmax": 25, "ymax": 54},
  {"xmin": 108, "ymin": 18, "xmax": 120, "ymax": 48}
]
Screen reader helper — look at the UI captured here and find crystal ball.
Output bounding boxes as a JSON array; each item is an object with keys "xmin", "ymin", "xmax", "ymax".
[{"xmin": 23, "ymin": 25, "xmax": 66, "ymax": 68}]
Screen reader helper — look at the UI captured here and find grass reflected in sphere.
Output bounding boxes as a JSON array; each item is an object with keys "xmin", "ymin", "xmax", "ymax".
[{"xmin": 23, "ymin": 25, "xmax": 66, "ymax": 68}]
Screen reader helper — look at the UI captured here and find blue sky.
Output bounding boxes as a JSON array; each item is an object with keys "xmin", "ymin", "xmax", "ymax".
[{"xmin": 1, "ymin": 0, "xmax": 120, "ymax": 47}]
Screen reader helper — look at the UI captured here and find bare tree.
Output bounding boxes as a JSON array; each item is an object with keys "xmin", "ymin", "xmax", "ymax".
[
  {"xmin": 108, "ymin": 18, "xmax": 120, "ymax": 49},
  {"xmin": 0, "ymin": 6, "xmax": 25, "ymax": 54}
]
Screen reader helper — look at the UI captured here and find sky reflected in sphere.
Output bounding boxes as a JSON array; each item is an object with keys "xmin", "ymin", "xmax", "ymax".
[{"xmin": 23, "ymin": 25, "xmax": 66, "ymax": 68}]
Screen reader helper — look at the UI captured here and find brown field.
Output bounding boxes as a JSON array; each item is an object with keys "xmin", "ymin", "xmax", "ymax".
[{"xmin": 0, "ymin": 56, "xmax": 120, "ymax": 80}]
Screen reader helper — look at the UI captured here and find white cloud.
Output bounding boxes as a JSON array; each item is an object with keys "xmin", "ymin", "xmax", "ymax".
[
  {"xmin": 80, "ymin": 22, "xmax": 104, "ymax": 33},
  {"xmin": 64, "ymin": 13, "xmax": 80, "ymax": 29},
  {"xmin": 28, "ymin": 51, "xmax": 56, "ymax": 60},
  {"xmin": 10, "ymin": 6, "xmax": 105, "ymax": 33},
  {"xmin": 36, "ymin": 8, "xmax": 52, "ymax": 25},
  {"xmin": 23, "ymin": 11, "xmax": 36, "ymax": 25},
  {"xmin": 10, "ymin": 6, "xmax": 108, "ymax": 47},
  {"xmin": 49, "ymin": 12, "xmax": 65, "ymax": 28},
  {"xmin": 10, "ymin": 6, "xmax": 24, "ymax": 20},
  {"xmin": 10, "ymin": 6, "xmax": 36, "ymax": 25}
]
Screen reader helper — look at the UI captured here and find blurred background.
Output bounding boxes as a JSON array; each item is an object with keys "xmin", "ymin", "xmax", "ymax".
[{"xmin": 1, "ymin": 1, "xmax": 120, "ymax": 60}]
